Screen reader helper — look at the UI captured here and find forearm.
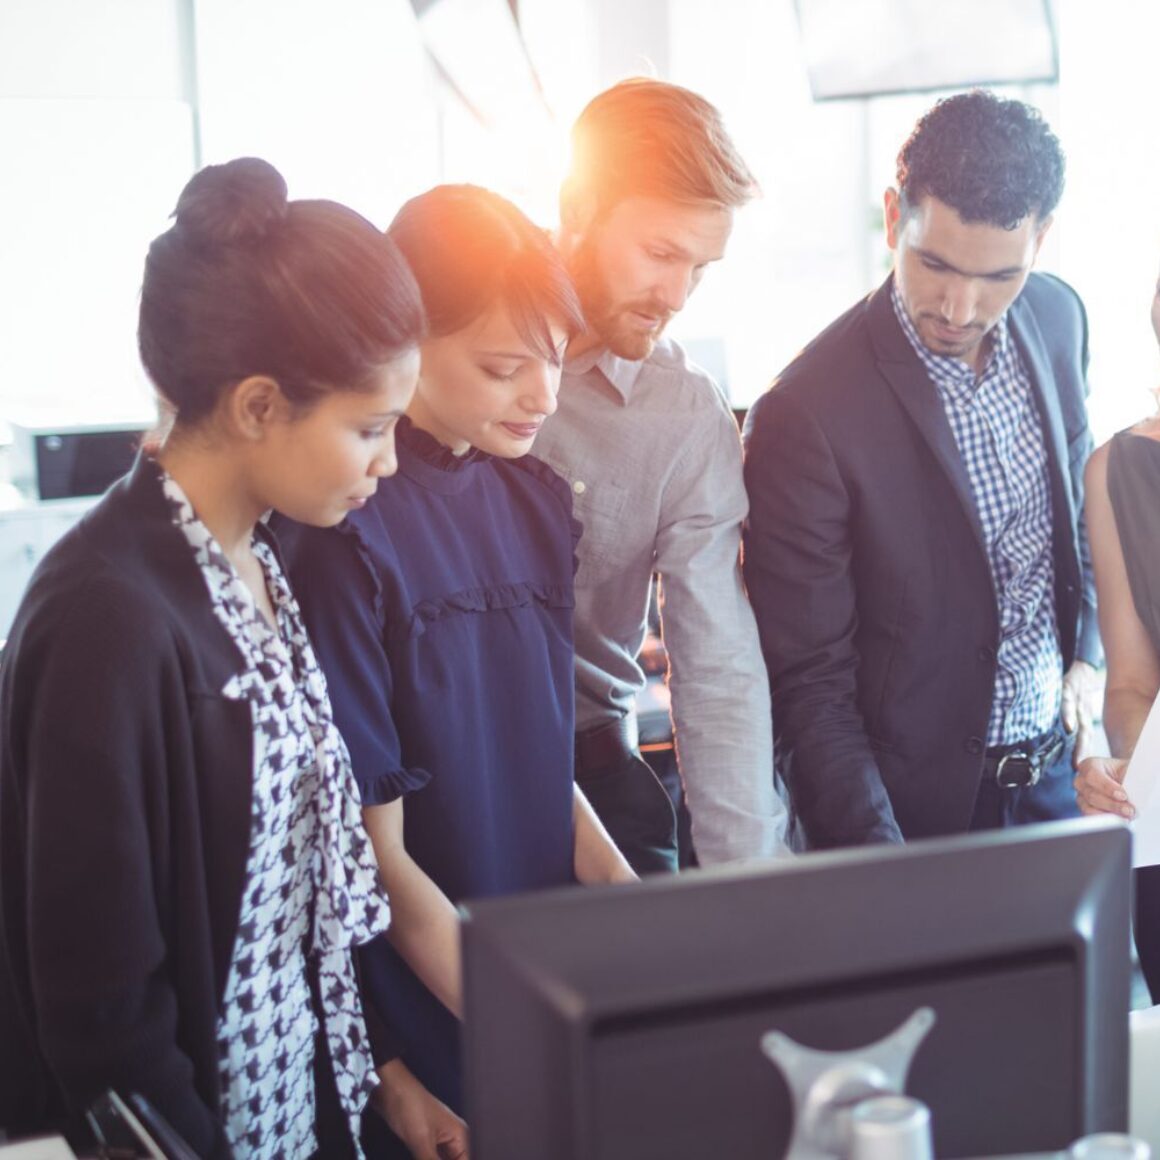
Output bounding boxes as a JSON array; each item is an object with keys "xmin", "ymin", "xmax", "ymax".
[
  {"xmin": 573, "ymin": 785, "xmax": 637, "ymax": 884},
  {"xmin": 383, "ymin": 862, "xmax": 463, "ymax": 1018},
  {"xmin": 29, "ymin": 868, "xmax": 225, "ymax": 1155},
  {"xmin": 373, "ymin": 1058, "xmax": 469, "ymax": 1160},
  {"xmin": 747, "ymin": 554, "xmax": 902, "ymax": 849},
  {"xmin": 362, "ymin": 804, "xmax": 463, "ymax": 1018},
  {"xmin": 657, "ymin": 545, "xmax": 788, "ymax": 860},
  {"xmin": 778, "ymin": 705, "xmax": 904, "ymax": 849},
  {"xmin": 35, "ymin": 994, "xmax": 223, "ymax": 1157},
  {"xmin": 667, "ymin": 672, "xmax": 787, "ymax": 864},
  {"xmin": 1103, "ymin": 686, "xmax": 1156, "ymax": 759},
  {"xmin": 743, "ymin": 394, "xmax": 901, "ymax": 850}
]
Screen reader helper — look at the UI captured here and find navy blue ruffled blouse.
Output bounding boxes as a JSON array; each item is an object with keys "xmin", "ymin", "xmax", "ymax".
[{"xmin": 273, "ymin": 416, "xmax": 579, "ymax": 1112}]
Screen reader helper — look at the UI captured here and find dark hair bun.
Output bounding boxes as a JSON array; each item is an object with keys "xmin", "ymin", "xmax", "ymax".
[{"xmin": 174, "ymin": 157, "xmax": 289, "ymax": 246}]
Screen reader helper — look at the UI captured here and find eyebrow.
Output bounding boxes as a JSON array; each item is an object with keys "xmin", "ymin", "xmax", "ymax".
[
  {"xmin": 478, "ymin": 341, "xmax": 569, "ymax": 363},
  {"xmin": 914, "ymin": 246, "xmax": 1026, "ymax": 279},
  {"xmin": 651, "ymin": 237, "xmax": 692, "ymax": 258},
  {"xmin": 477, "ymin": 349, "xmax": 535, "ymax": 361}
]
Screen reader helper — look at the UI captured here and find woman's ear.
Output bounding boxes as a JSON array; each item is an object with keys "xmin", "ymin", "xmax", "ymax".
[{"xmin": 222, "ymin": 375, "xmax": 289, "ymax": 440}]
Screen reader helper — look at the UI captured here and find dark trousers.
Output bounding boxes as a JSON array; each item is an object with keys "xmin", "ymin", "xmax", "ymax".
[
  {"xmin": 968, "ymin": 726, "xmax": 1079, "ymax": 831},
  {"xmin": 575, "ymin": 724, "xmax": 678, "ymax": 876},
  {"xmin": 309, "ymin": 965, "xmax": 358, "ymax": 1160},
  {"xmin": 311, "ymin": 1032, "xmax": 357, "ymax": 1159},
  {"xmin": 1135, "ymin": 865, "xmax": 1160, "ymax": 1005}
]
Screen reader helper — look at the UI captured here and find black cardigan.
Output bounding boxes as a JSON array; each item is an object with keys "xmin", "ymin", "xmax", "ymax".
[{"xmin": 0, "ymin": 456, "xmax": 259, "ymax": 1157}]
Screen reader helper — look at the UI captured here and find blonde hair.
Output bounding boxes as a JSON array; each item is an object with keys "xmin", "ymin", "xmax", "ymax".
[{"xmin": 565, "ymin": 78, "xmax": 757, "ymax": 211}]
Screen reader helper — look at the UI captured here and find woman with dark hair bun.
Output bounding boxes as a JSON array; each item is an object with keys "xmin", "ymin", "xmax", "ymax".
[
  {"xmin": 0, "ymin": 158, "xmax": 449, "ymax": 1158},
  {"xmin": 274, "ymin": 184, "xmax": 636, "ymax": 1158}
]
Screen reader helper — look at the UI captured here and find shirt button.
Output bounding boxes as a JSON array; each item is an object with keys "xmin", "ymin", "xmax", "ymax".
[
  {"xmin": 978, "ymin": 646, "xmax": 995, "ymax": 664},
  {"xmin": 965, "ymin": 737, "xmax": 984, "ymax": 755},
  {"xmin": 573, "ymin": 480, "xmax": 587, "ymax": 495}
]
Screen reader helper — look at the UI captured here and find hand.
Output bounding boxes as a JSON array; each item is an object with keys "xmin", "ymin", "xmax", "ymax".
[
  {"xmin": 605, "ymin": 862, "xmax": 640, "ymax": 885},
  {"xmin": 373, "ymin": 1059, "xmax": 470, "ymax": 1160},
  {"xmin": 1073, "ymin": 755, "xmax": 1135, "ymax": 820},
  {"xmin": 1061, "ymin": 660, "xmax": 1100, "ymax": 766}
]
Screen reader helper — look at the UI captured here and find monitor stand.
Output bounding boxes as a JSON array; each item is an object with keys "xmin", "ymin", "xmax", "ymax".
[{"xmin": 762, "ymin": 1007, "xmax": 936, "ymax": 1160}]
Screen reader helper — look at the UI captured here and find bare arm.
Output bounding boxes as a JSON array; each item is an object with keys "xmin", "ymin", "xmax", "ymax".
[
  {"xmin": 361, "ymin": 800, "xmax": 464, "ymax": 1018},
  {"xmin": 573, "ymin": 784, "xmax": 638, "ymax": 885},
  {"xmin": 1073, "ymin": 441, "xmax": 1160, "ymax": 817},
  {"xmin": 373, "ymin": 1059, "xmax": 469, "ymax": 1160}
]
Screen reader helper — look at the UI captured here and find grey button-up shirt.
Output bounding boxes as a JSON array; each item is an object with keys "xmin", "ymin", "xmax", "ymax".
[{"xmin": 532, "ymin": 337, "xmax": 789, "ymax": 864}]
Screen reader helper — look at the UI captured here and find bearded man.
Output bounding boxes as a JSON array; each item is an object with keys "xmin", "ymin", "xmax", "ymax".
[{"xmin": 532, "ymin": 78, "xmax": 789, "ymax": 873}]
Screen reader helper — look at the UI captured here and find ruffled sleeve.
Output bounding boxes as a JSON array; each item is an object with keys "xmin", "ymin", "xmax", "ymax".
[{"xmin": 271, "ymin": 513, "xmax": 430, "ymax": 805}]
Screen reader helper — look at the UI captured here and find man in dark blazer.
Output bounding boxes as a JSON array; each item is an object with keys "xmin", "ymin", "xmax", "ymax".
[{"xmin": 742, "ymin": 91, "xmax": 1101, "ymax": 849}]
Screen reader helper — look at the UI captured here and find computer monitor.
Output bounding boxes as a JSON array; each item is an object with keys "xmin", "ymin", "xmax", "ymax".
[{"xmin": 461, "ymin": 819, "xmax": 1131, "ymax": 1160}]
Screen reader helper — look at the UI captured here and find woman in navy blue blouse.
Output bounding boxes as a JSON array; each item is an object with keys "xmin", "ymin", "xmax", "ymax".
[{"xmin": 275, "ymin": 185, "xmax": 636, "ymax": 1157}]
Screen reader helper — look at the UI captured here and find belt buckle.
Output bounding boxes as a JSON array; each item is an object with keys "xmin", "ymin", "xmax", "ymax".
[{"xmin": 995, "ymin": 751, "xmax": 1038, "ymax": 789}]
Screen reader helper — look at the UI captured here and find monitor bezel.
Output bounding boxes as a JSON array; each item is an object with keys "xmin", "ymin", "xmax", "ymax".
[{"xmin": 462, "ymin": 818, "xmax": 1131, "ymax": 1159}]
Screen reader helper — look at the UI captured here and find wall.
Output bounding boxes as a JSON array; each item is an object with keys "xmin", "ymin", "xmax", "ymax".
[{"xmin": 0, "ymin": 0, "xmax": 195, "ymax": 424}]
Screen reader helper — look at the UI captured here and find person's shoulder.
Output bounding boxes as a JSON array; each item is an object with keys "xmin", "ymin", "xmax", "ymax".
[
  {"xmin": 30, "ymin": 485, "xmax": 168, "ymax": 610},
  {"xmin": 1095, "ymin": 418, "xmax": 1160, "ymax": 491},
  {"xmin": 494, "ymin": 452, "xmax": 577, "ymax": 524},
  {"xmin": 646, "ymin": 337, "xmax": 730, "ymax": 410},
  {"xmin": 8, "ymin": 532, "xmax": 183, "ymax": 675},
  {"xmin": 746, "ymin": 291, "xmax": 877, "ymax": 433},
  {"xmin": 783, "ymin": 291, "xmax": 876, "ymax": 382},
  {"xmin": 1086, "ymin": 436, "xmax": 1112, "ymax": 493},
  {"xmin": 1019, "ymin": 270, "xmax": 1087, "ymax": 322},
  {"xmin": 1023, "ymin": 269, "xmax": 1082, "ymax": 300}
]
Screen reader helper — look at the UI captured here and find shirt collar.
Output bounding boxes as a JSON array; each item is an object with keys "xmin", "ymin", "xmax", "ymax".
[
  {"xmin": 565, "ymin": 343, "xmax": 647, "ymax": 403},
  {"xmin": 890, "ymin": 281, "xmax": 1010, "ymax": 398}
]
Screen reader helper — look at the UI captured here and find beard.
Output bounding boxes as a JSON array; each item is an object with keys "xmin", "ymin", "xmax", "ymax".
[{"xmin": 568, "ymin": 233, "xmax": 673, "ymax": 361}]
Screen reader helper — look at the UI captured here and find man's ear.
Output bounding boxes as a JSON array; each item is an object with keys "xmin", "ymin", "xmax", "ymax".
[
  {"xmin": 222, "ymin": 375, "xmax": 288, "ymax": 440},
  {"xmin": 883, "ymin": 187, "xmax": 903, "ymax": 250},
  {"xmin": 1032, "ymin": 214, "xmax": 1054, "ymax": 261}
]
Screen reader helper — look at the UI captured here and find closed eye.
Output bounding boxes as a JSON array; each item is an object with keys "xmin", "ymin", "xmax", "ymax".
[
  {"xmin": 482, "ymin": 365, "xmax": 520, "ymax": 381},
  {"xmin": 360, "ymin": 417, "xmax": 399, "ymax": 440}
]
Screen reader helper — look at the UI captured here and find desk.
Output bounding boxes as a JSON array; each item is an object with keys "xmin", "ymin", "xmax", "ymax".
[{"xmin": 1130, "ymin": 1005, "xmax": 1160, "ymax": 1150}]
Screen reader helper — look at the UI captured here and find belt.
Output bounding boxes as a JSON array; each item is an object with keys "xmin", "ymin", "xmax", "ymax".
[
  {"xmin": 575, "ymin": 713, "xmax": 640, "ymax": 774},
  {"xmin": 981, "ymin": 727, "xmax": 1066, "ymax": 789}
]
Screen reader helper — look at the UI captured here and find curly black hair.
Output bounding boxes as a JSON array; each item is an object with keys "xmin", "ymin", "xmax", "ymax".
[{"xmin": 896, "ymin": 90, "xmax": 1065, "ymax": 229}]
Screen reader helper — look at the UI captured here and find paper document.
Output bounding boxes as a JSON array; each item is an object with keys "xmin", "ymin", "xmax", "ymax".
[
  {"xmin": 0, "ymin": 1137, "xmax": 76, "ymax": 1159},
  {"xmin": 1122, "ymin": 691, "xmax": 1160, "ymax": 867}
]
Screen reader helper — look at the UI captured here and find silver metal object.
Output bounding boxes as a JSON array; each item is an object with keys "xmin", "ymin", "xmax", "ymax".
[
  {"xmin": 761, "ymin": 1006, "xmax": 936, "ymax": 1160},
  {"xmin": 849, "ymin": 1095, "xmax": 934, "ymax": 1160},
  {"xmin": 1069, "ymin": 1133, "xmax": 1152, "ymax": 1160}
]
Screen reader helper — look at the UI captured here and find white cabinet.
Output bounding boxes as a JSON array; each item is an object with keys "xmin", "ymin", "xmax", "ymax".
[{"xmin": 0, "ymin": 499, "xmax": 97, "ymax": 638}]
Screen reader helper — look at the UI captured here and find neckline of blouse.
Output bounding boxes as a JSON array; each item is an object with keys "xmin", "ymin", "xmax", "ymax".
[{"xmin": 395, "ymin": 414, "xmax": 490, "ymax": 495}]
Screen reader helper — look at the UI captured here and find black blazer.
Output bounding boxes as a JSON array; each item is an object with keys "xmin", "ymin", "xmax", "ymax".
[
  {"xmin": 742, "ymin": 273, "xmax": 1099, "ymax": 849},
  {"xmin": 0, "ymin": 456, "xmax": 253, "ymax": 1157}
]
